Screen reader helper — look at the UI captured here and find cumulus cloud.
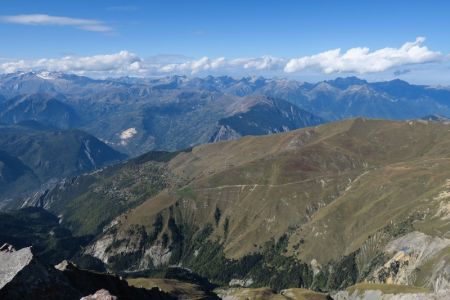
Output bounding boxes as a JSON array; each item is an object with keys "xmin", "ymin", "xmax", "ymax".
[
  {"xmin": 230, "ymin": 56, "xmax": 286, "ymax": 71},
  {"xmin": 0, "ymin": 14, "xmax": 112, "ymax": 32},
  {"xmin": 156, "ymin": 37, "xmax": 442, "ymax": 75},
  {"xmin": 157, "ymin": 56, "xmax": 286, "ymax": 74},
  {"xmin": 284, "ymin": 37, "xmax": 441, "ymax": 74},
  {"xmin": 159, "ymin": 57, "xmax": 226, "ymax": 73},
  {"xmin": 0, "ymin": 37, "xmax": 444, "ymax": 77},
  {"xmin": 0, "ymin": 51, "xmax": 144, "ymax": 76}
]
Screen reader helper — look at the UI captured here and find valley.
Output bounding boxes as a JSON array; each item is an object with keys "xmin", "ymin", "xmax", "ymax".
[
  {"xmin": 2, "ymin": 2, "xmax": 449, "ymax": 298},
  {"xmin": 0, "ymin": 121, "xmax": 125, "ymax": 204},
  {"xmin": 3, "ymin": 116, "xmax": 450, "ymax": 298},
  {"xmin": 2, "ymin": 74, "xmax": 450, "ymax": 299}
]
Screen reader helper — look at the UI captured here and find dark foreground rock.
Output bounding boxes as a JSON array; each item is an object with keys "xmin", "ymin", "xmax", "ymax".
[{"xmin": 0, "ymin": 244, "xmax": 173, "ymax": 300}]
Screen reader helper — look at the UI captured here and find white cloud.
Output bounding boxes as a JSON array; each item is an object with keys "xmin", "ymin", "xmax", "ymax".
[
  {"xmin": 0, "ymin": 37, "xmax": 445, "ymax": 77},
  {"xmin": 156, "ymin": 38, "xmax": 442, "ymax": 75},
  {"xmin": 0, "ymin": 14, "xmax": 112, "ymax": 32},
  {"xmin": 230, "ymin": 56, "xmax": 286, "ymax": 70},
  {"xmin": 0, "ymin": 51, "xmax": 144, "ymax": 75},
  {"xmin": 284, "ymin": 37, "xmax": 442, "ymax": 74},
  {"xmin": 159, "ymin": 57, "xmax": 227, "ymax": 73},
  {"xmin": 158, "ymin": 56, "xmax": 286, "ymax": 74}
]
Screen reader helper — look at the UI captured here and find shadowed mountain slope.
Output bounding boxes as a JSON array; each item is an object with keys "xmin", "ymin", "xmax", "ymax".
[{"xmin": 0, "ymin": 122, "xmax": 126, "ymax": 203}]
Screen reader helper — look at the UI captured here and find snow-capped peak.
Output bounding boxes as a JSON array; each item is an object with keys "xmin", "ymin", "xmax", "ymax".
[{"xmin": 36, "ymin": 71, "xmax": 57, "ymax": 80}]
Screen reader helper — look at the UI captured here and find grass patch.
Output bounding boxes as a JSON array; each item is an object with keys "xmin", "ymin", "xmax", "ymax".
[{"xmin": 176, "ymin": 186, "xmax": 196, "ymax": 199}]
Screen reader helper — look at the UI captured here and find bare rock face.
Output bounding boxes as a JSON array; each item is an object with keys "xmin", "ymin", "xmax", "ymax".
[
  {"xmin": 0, "ymin": 244, "xmax": 80, "ymax": 299},
  {"xmin": 80, "ymin": 289, "xmax": 117, "ymax": 300},
  {"xmin": 84, "ymin": 225, "xmax": 172, "ymax": 272},
  {"xmin": 0, "ymin": 244, "xmax": 31, "ymax": 289},
  {"xmin": 209, "ymin": 124, "xmax": 241, "ymax": 143},
  {"xmin": 0, "ymin": 244, "xmax": 174, "ymax": 300}
]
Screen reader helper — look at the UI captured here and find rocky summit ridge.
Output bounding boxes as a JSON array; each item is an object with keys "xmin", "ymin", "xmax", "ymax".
[{"xmin": 0, "ymin": 243, "xmax": 173, "ymax": 300}]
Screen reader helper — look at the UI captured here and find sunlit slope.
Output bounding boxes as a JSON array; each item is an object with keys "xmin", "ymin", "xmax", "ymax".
[{"xmin": 116, "ymin": 118, "xmax": 450, "ymax": 261}]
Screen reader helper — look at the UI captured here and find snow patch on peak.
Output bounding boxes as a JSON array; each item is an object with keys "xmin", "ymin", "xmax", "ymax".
[{"xmin": 36, "ymin": 71, "xmax": 56, "ymax": 80}]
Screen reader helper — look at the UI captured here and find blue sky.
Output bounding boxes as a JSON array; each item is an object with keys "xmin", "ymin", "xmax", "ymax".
[{"xmin": 1, "ymin": 0, "xmax": 449, "ymax": 84}]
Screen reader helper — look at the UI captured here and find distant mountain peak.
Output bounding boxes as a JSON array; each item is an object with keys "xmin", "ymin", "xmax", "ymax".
[
  {"xmin": 34, "ymin": 71, "xmax": 69, "ymax": 81},
  {"xmin": 311, "ymin": 81, "xmax": 338, "ymax": 93},
  {"xmin": 210, "ymin": 95, "xmax": 324, "ymax": 142},
  {"xmin": 326, "ymin": 76, "xmax": 368, "ymax": 89},
  {"xmin": 384, "ymin": 78, "xmax": 412, "ymax": 87}
]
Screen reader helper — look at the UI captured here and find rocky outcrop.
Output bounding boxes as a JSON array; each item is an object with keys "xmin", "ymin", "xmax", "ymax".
[
  {"xmin": 0, "ymin": 244, "xmax": 79, "ymax": 299},
  {"xmin": 209, "ymin": 124, "xmax": 242, "ymax": 143},
  {"xmin": 0, "ymin": 244, "xmax": 174, "ymax": 300},
  {"xmin": 371, "ymin": 232, "xmax": 450, "ymax": 293},
  {"xmin": 83, "ymin": 225, "xmax": 172, "ymax": 272},
  {"xmin": 80, "ymin": 289, "xmax": 117, "ymax": 300}
]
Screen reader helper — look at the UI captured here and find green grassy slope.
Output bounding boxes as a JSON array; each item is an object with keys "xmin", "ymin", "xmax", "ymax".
[
  {"xmin": 24, "ymin": 151, "xmax": 188, "ymax": 236},
  {"xmin": 26, "ymin": 118, "xmax": 450, "ymax": 293},
  {"xmin": 122, "ymin": 118, "xmax": 450, "ymax": 259}
]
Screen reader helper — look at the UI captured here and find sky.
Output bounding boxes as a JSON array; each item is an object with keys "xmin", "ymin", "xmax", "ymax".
[{"xmin": 1, "ymin": 0, "xmax": 450, "ymax": 84}]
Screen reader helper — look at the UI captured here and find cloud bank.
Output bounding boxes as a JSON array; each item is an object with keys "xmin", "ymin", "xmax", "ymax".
[
  {"xmin": 0, "ymin": 37, "xmax": 444, "ymax": 77},
  {"xmin": 0, "ymin": 51, "xmax": 142, "ymax": 76},
  {"xmin": 284, "ymin": 37, "xmax": 441, "ymax": 74},
  {"xmin": 0, "ymin": 14, "xmax": 112, "ymax": 32}
]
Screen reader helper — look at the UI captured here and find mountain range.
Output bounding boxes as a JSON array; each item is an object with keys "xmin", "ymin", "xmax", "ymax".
[
  {"xmin": 1, "ymin": 72, "xmax": 450, "ymax": 157},
  {"xmin": 3, "ymin": 72, "xmax": 450, "ymax": 298},
  {"xmin": 4, "ymin": 117, "xmax": 450, "ymax": 298}
]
